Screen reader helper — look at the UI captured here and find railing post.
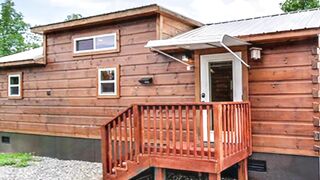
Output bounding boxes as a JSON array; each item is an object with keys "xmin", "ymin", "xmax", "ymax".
[
  {"xmin": 214, "ymin": 104, "xmax": 224, "ymax": 171},
  {"xmin": 101, "ymin": 125, "xmax": 108, "ymax": 179},
  {"xmin": 248, "ymin": 102, "xmax": 252, "ymax": 155},
  {"xmin": 133, "ymin": 104, "xmax": 141, "ymax": 159}
]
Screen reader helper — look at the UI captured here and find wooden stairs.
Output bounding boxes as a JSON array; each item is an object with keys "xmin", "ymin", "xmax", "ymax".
[{"xmin": 101, "ymin": 102, "xmax": 252, "ymax": 179}]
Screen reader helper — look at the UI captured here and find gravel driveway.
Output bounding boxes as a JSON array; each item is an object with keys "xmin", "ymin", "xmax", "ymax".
[{"xmin": 0, "ymin": 156, "xmax": 102, "ymax": 180}]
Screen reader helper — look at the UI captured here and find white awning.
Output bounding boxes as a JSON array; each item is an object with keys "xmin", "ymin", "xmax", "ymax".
[
  {"xmin": 145, "ymin": 34, "xmax": 250, "ymax": 50},
  {"xmin": 145, "ymin": 33, "xmax": 251, "ymax": 68}
]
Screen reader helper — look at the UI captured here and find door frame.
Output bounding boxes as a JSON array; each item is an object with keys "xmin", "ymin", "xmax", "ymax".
[{"xmin": 200, "ymin": 52, "xmax": 243, "ymax": 141}]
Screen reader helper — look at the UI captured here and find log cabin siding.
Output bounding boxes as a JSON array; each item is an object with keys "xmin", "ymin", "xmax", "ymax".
[
  {"xmin": 0, "ymin": 16, "xmax": 196, "ymax": 139},
  {"xmin": 249, "ymin": 38, "xmax": 320, "ymax": 157}
]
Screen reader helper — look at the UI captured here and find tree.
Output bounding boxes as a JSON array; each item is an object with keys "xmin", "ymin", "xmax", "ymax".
[
  {"xmin": 0, "ymin": 0, "xmax": 41, "ymax": 57},
  {"xmin": 65, "ymin": 13, "xmax": 83, "ymax": 21},
  {"xmin": 281, "ymin": 0, "xmax": 320, "ymax": 12}
]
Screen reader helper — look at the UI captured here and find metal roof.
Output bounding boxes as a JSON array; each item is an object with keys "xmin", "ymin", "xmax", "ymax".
[
  {"xmin": 205, "ymin": 8, "xmax": 320, "ymax": 37},
  {"xmin": 0, "ymin": 47, "xmax": 43, "ymax": 63},
  {"xmin": 145, "ymin": 34, "xmax": 249, "ymax": 50}
]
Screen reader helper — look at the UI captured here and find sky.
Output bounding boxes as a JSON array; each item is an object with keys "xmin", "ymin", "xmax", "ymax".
[{"xmin": 4, "ymin": 0, "xmax": 285, "ymax": 26}]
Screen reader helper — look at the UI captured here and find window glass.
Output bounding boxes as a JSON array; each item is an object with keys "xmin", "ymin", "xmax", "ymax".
[
  {"xmin": 101, "ymin": 83, "xmax": 115, "ymax": 93},
  {"xmin": 95, "ymin": 35, "xmax": 115, "ymax": 49},
  {"xmin": 76, "ymin": 38, "xmax": 94, "ymax": 51},
  {"xmin": 10, "ymin": 76, "xmax": 19, "ymax": 85},
  {"xmin": 10, "ymin": 87, "xmax": 19, "ymax": 95},
  {"xmin": 8, "ymin": 74, "xmax": 21, "ymax": 97},
  {"xmin": 100, "ymin": 70, "xmax": 115, "ymax": 81}
]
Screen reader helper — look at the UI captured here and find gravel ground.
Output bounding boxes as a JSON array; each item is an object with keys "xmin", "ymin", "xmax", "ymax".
[{"xmin": 0, "ymin": 156, "xmax": 102, "ymax": 180}]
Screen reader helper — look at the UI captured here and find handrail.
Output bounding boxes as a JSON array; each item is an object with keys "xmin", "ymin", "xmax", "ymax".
[{"xmin": 101, "ymin": 102, "xmax": 251, "ymax": 177}]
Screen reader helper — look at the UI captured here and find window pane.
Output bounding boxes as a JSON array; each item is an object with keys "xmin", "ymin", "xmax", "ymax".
[
  {"xmin": 101, "ymin": 83, "xmax": 115, "ymax": 93},
  {"xmin": 95, "ymin": 35, "xmax": 115, "ymax": 49},
  {"xmin": 10, "ymin": 87, "xmax": 19, "ymax": 95},
  {"xmin": 10, "ymin": 76, "xmax": 19, "ymax": 85},
  {"xmin": 101, "ymin": 70, "xmax": 115, "ymax": 80},
  {"xmin": 76, "ymin": 39, "xmax": 94, "ymax": 51}
]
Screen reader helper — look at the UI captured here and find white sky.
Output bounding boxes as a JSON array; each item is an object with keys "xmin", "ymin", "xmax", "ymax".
[{"xmin": 5, "ymin": 0, "xmax": 285, "ymax": 26}]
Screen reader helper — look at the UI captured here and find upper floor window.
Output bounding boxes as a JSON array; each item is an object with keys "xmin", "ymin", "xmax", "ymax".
[
  {"xmin": 98, "ymin": 66, "xmax": 119, "ymax": 98},
  {"xmin": 8, "ymin": 73, "xmax": 22, "ymax": 99},
  {"xmin": 74, "ymin": 33, "xmax": 118, "ymax": 54}
]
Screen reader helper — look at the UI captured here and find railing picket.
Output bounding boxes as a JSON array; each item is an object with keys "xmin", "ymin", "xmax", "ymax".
[
  {"xmin": 172, "ymin": 106, "xmax": 176, "ymax": 156},
  {"xmin": 186, "ymin": 106, "xmax": 190, "ymax": 157},
  {"xmin": 159, "ymin": 106, "xmax": 163, "ymax": 155},
  {"xmin": 206, "ymin": 105, "xmax": 211, "ymax": 159},
  {"xmin": 107, "ymin": 125, "xmax": 112, "ymax": 173},
  {"xmin": 192, "ymin": 106, "xmax": 197, "ymax": 157},
  {"xmin": 140, "ymin": 106, "xmax": 145, "ymax": 155},
  {"xmin": 153, "ymin": 106, "xmax": 157, "ymax": 154},
  {"xmin": 123, "ymin": 113, "xmax": 128, "ymax": 161},
  {"xmin": 200, "ymin": 105, "xmax": 204, "ymax": 158},
  {"xmin": 227, "ymin": 105, "xmax": 231, "ymax": 156},
  {"xmin": 179, "ymin": 105, "xmax": 183, "ymax": 156},
  {"xmin": 128, "ymin": 109, "xmax": 133, "ymax": 161},
  {"xmin": 113, "ymin": 120, "xmax": 117, "ymax": 167},
  {"xmin": 165, "ymin": 106, "xmax": 170, "ymax": 155},
  {"xmin": 147, "ymin": 106, "xmax": 151, "ymax": 155},
  {"xmin": 222, "ymin": 105, "xmax": 227, "ymax": 157},
  {"xmin": 118, "ymin": 117, "xmax": 122, "ymax": 166}
]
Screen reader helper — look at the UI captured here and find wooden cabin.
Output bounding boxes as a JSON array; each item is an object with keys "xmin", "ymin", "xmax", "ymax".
[{"xmin": 0, "ymin": 4, "xmax": 319, "ymax": 180}]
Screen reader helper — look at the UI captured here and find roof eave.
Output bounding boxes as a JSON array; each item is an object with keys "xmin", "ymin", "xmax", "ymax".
[{"xmin": 31, "ymin": 4, "xmax": 203, "ymax": 34}]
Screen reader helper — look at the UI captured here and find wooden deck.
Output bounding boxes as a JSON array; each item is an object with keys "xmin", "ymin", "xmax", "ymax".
[{"xmin": 101, "ymin": 102, "xmax": 252, "ymax": 179}]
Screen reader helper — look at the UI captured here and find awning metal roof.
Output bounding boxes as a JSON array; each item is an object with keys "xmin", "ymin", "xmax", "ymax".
[{"xmin": 145, "ymin": 34, "xmax": 250, "ymax": 50}]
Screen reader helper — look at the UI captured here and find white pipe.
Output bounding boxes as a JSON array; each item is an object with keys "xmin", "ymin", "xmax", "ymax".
[
  {"xmin": 220, "ymin": 42, "xmax": 250, "ymax": 68},
  {"xmin": 150, "ymin": 47, "xmax": 193, "ymax": 67}
]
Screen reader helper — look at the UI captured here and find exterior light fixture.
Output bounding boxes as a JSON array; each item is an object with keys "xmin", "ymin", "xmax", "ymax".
[{"xmin": 250, "ymin": 47, "xmax": 262, "ymax": 60}]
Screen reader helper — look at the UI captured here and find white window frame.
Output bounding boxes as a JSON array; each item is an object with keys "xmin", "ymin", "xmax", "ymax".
[
  {"xmin": 74, "ymin": 33, "xmax": 117, "ymax": 53},
  {"xmin": 8, "ymin": 74, "xmax": 22, "ymax": 97},
  {"xmin": 98, "ymin": 67, "xmax": 118, "ymax": 96}
]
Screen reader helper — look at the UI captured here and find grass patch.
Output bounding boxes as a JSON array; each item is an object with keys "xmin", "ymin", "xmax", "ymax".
[{"xmin": 0, "ymin": 153, "xmax": 33, "ymax": 167}]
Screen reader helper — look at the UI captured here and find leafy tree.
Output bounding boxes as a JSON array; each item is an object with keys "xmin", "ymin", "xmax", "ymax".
[
  {"xmin": 0, "ymin": 0, "xmax": 41, "ymax": 57},
  {"xmin": 65, "ymin": 13, "xmax": 83, "ymax": 21},
  {"xmin": 281, "ymin": 0, "xmax": 320, "ymax": 12}
]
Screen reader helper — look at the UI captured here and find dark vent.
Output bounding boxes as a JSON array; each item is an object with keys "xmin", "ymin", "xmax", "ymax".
[
  {"xmin": 1, "ymin": 136, "xmax": 10, "ymax": 144},
  {"xmin": 248, "ymin": 159, "xmax": 267, "ymax": 172}
]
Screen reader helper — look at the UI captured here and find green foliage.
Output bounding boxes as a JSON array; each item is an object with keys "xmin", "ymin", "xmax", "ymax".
[
  {"xmin": 0, "ymin": 0, "xmax": 41, "ymax": 57},
  {"xmin": 65, "ymin": 13, "xmax": 83, "ymax": 21},
  {"xmin": 281, "ymin": 0, "xmax": 320, "ymax": 12},
  {"xmin": 0, "ymin": 153, "xmax": 33, "ymax": 167}
]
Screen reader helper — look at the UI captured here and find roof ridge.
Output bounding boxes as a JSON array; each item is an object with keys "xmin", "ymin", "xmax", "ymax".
[{"xmin": 207, "ymin": 7, "xmax": 320, "ymax": 25}]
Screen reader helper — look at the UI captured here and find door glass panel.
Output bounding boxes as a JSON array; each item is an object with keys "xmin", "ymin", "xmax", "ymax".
[{"xmin": 209, "ymin": 61, "xmax": 233, "ymax": 102}]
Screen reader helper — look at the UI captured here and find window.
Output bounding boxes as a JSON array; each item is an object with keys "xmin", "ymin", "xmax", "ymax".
[
  {"xmin": 74, "ymin": 33, "xmax": 117, "ymax": 53},
  {"xmin": 98, "ymin": 67, "xmax": 119, "ymax": 98},
  {"xmin": 8, "ymin": 73, "xmax": 22, "ymax": 98}
]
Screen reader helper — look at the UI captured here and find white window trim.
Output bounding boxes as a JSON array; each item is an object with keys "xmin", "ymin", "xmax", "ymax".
[
  {"xmin": 98, "ymin": 67, "xmax": 118, "ymax": 96},
  {"xmin": 74, "ymin": 33, "xmax": 117, "ymax": 53},
  {"xmin": 8, "ymin": 74, "xmax": 21, "ymax": 97}
]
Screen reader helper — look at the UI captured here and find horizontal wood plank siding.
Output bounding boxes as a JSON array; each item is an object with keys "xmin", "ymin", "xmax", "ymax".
[
  {"xmin": 249, "ymin": 39, "xmax": 320, "ymax": 156},
  {"xmin": 0, "ymin": 16, "xmax": 196, "ymax": 139}
]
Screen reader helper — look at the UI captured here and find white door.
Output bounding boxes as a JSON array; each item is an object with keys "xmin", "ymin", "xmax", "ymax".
[{"xmin": 200, "ymin": 52, "xmax": 243, "ymax": 141}]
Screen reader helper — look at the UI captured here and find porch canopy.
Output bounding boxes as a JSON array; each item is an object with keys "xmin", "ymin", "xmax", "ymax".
[{"xmin": 145, "ymin": 32, "xmax": 251, "ymax": 67}]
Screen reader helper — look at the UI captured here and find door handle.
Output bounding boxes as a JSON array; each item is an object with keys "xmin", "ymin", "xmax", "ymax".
[{"xmin": 201, "ymin": 93, "xmax": 206, "ymax": 98}]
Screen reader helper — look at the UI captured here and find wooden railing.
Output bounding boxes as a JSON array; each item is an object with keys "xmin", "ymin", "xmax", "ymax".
[{"xmin": 101, "ymin": 102, "xmax": 251, "ymax": 177}]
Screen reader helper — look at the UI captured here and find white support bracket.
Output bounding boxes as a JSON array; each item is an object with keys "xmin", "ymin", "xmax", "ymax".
[
  {"xmin": 150, "ymin": 47, "xmax": 194, "ymax": 70},
  {"xmin": 220, "ymin": 42, "xmax": 250, "ymax": 68}
]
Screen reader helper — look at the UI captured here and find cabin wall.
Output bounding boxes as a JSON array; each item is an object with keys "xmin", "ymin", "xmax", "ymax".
[
  {"xmin": 158, "ymin": 15, "xmax": 195, "ymax": 39},
  {"xmin": 249, "ymin": 38, "xmax": 320, "ymax": 157},
  {"xmin": 0, "ymin": 16, "xmax": 195, "ymax": 140}
]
